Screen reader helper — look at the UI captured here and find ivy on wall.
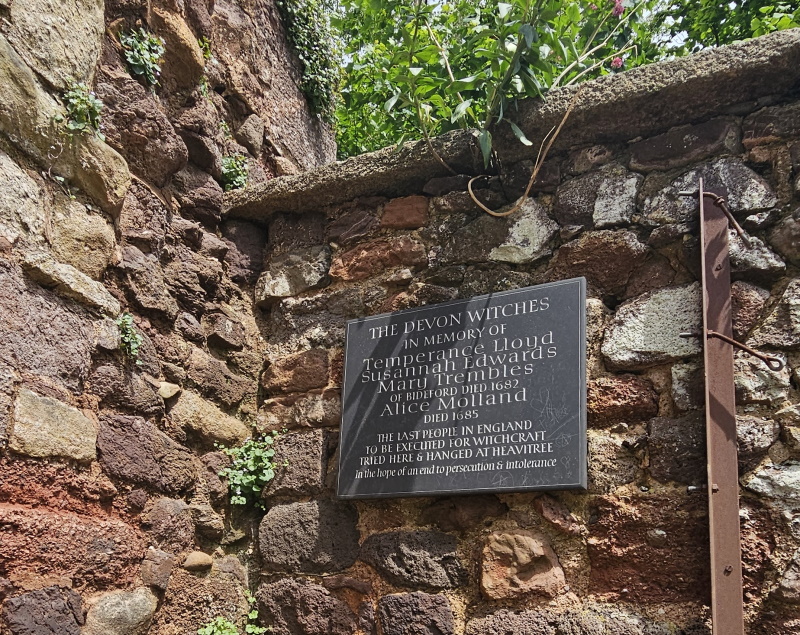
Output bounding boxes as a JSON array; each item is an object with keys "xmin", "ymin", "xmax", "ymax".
[{"xmin": 277, "ymin": 0, "xmax": 341, "ymax": 123}]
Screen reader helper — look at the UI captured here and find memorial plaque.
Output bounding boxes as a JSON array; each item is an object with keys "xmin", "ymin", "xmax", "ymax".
[{"xmin": 338, "ymin": 277, "xmax": 586, "ymax": 499}]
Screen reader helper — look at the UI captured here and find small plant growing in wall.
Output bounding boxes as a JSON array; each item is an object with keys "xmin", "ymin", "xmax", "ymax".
[
  {"xmin": 218, "ymin": 433, "xmax": 285, "ymax": 507},
  {"xmin": 198, "ymin": 36, "xmax": 213, "ymax": 60},
  {"xmin": 197, "ymin": 592, "xmax": 268, "ymax": 635},
  {"xmin": 55, "ymin": 82, "xmax": 104, "ymax": 139},
  {"xmin": 220, "ymin": 154, "xmax": 248, "ymax": 191},
  {"xmin": 116, "ymin": 312, "xmax": 143, "ymax": 364},
  {"xmin": 120, "ymin": 27, "xmax": 166, "ymax": 87},
  {"xmin": 245, "ymin": 591, "xmax": 267, "ymax": 634},
  {"xmin": 219, "ymin": 120, "xmax": 234, "ymax": 139},
  {"xmin": 197, "ymin": 617, "xmax": 238, "ymax": 635}
]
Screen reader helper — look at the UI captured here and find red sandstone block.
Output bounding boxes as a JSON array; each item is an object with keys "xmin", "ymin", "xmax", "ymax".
[
  {"xmin": 259, "ymin": 389, "xmax": 342, "ymax": 431},
  {"xmin": 329, "ymin": 237, "xmax": 427, "ymax": 281},
  {"xmin": 743, "ymin": 101, "xmax": 800, "ymax": 149},
  {"xmin": 587, "ymin": 495, "xmax": 709, "ymax": 603},
  {"xmin": 262, "ymin": 349, "xmax": 329, "ymax": 394},
  {"xmin": 587, "ymin": 374, "xmax": 658, "ymax": 426},
  {"xmin": 381, "ymin": 195, "xmax": 429, "ymax": 229}
]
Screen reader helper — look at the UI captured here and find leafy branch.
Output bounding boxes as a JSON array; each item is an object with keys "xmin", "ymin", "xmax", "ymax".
[{"xmin": 336, "ymin": 0, "xmax": 651, "ymax": 168}]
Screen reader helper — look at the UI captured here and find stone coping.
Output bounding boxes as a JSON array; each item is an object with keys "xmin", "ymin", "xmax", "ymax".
[{"xmin": 224, "ymin": 29, "xmax": 800, "ymax": 221}]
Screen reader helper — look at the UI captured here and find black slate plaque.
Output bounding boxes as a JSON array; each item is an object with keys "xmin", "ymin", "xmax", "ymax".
[{"xmin": 338, "ymin": 277, "xmax": 587, "ymax": 499}]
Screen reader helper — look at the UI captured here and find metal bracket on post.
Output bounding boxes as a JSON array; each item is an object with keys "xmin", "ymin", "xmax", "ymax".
[
  {"xmin": 680, "ymin": 330, "xmax": 784, "ymax": 371},
  {"xmin": 679, "ymin": 180, "xmax": 745, "ymax": 634}
]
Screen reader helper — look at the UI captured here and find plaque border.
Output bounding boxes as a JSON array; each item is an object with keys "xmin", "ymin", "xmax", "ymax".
[{"xmin": 337, "ymin": 277, "xmax": 587, "ymax": 499}]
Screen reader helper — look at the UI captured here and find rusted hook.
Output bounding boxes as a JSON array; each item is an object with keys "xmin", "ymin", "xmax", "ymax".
[
  {"xmin": 707, "ymin": 330, "xmax": 784, "ymax": 371},
  {"xmin": 680, "ymin": 330, "xmax": 784, "ymax": 371},
  {"xmin": 677, "ymin": 190, "xmax": 752, "ymax": 248}
]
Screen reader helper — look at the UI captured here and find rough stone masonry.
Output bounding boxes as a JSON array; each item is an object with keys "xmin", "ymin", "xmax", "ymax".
[
  {"xmin": 228, "ymin": 28, "xmax": 800, "ymax": 635},
  {"xmin": 0, "ymin": 2, "xmax": 800, "ymax": 633}
]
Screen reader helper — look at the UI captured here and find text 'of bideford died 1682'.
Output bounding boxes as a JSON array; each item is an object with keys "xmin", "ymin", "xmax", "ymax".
[{"xmin": 337, "ymin": 277, "xmax": 587, "ymax": 499}]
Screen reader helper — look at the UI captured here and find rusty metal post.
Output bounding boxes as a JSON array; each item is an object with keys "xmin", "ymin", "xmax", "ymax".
[{"xmin": 699, "ymin": 179, "xmax": 745, "ymax": 634}]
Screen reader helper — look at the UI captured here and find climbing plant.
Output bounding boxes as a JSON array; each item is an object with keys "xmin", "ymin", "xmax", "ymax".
[
  {"xmin": 116, "ymin": 312, "xmax": 143, "ymax": 364},
  {"xmin": 244, "ymin": 591, "xmax": 267, "ymax": 634},
  {"xmin": 197, "ymin": 597, "xmax": 267, "ymax": 635},
  {"xmin": 198, "ymin": 617, "xmax": 239, "ymax": 635},
  {"xmin": 277, "ymin": 0, "xmax": 341, "ymax": 122},
  {"xmin": 198, "ymin": 36, "xmax": 213, "ymax": 60}
]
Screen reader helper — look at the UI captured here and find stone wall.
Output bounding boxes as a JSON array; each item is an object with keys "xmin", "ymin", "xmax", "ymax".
[
  {"xmin": 227, "ymin": 30, "xmax": 800, "ymax": 635},
  {"xmin": 0, "ymin": 0, "xmax": 333, "ymax": 633},
  {"xmin": 0, "ymin": 5, "xmax": 799, "ymax": 634}
]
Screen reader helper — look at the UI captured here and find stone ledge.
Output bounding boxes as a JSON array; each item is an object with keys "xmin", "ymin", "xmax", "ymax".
[
  {"xmin": 225, "ymin": 129, "xmax": 480, "ymax": 220},
  {"xmin": 224, "ymin": 29, "xmax": 800, "ymax": 221},
  {"xmin": 499, "ymin": 27, "xmax": 800, "ymax": 163}
]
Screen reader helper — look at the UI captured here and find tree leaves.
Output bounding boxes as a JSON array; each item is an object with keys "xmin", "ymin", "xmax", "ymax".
[
  {"xmin": 335, "ymin": 0, "xmax": 659, "ymax": 159},
  {"xmin": 508, "ymin": 120, "xmax": 533, "ymax": 146},
  {"xmin": 478, "ymin": 128, "xmax": 493, "ymax": 168},
  {"xmin": 333, "ymin": 0, "xmax": 793, "ymax": 160},
  {"xmin": 451, "ymin": 99, "xmax": 473, "ymax": 123}
]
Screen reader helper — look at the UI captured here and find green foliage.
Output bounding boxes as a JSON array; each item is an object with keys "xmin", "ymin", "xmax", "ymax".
[
  {"xmin": 333, "ymin": 0, "xmax": 798, "ymax": 160},
  {"xmin": 221, "ymin": 154, "xmax": 249, "ymax": 191},
  {"xmin": 218, "ymin": 433, "xmax": 283, "ymax": 506},
  {"xmin": 334, "ymin": 0, "xmax": 654, "ymax": 161},
  {"xmin": 199, "ymin": 36, "xmax": 213, "ymax": 60},
  {"xmin": 52, "ymin": 174, "xmax": 77, "ymax": 200},
  {"xmin": 120, "ymin": 28, "xmax": 166, "ymax": 87},
  {"xmin": 116, "ymin": 312, "xmax": 143, "ymax": 364},
  {"xmin": 277, "ymin": 0, "xmax": 341, "ymax": 121},
  {"xmin": 245, "ymin": 591, "xmax": 268, "ymax": 634},
  {"xmin": 196, "ymin": 593, "xmax": 268, "ymax": 635},
  {"xmin": 647, "ymin": 0, "xmax": 799, "ymax": 54},
  {"xmin": 749, "ymin": 3, "xmax": 800, "ymax": 37},
  {"xmin": 60, "ymin": 82, "xmax": 104, "ymax": 139},
  {"xmin": 198, "ymin": 617, "xmax": 239, "ymax": 635}
]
